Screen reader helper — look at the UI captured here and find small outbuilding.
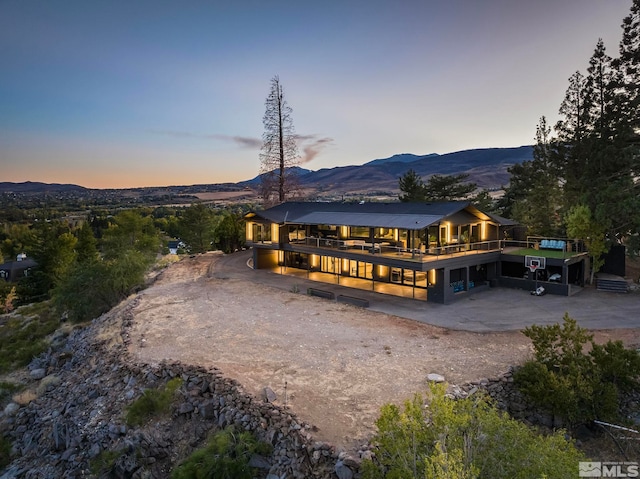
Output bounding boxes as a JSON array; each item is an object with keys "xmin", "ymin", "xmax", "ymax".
[{"xmin": 0, "ymin": 254, "xmax": 38, "ymax": 282}]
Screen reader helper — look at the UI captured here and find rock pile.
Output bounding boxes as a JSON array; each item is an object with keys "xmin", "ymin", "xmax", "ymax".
[{"xmin": 448, "ymin": 369, "xmax": 572, "ymax": 429}]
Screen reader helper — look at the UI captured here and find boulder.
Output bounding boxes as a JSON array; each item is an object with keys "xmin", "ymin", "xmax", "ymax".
[
  {"xmin": 263, "ymin": 387, "xmax": 277, "ymax": 403},
  {"xmin": 426, "ymin": 373, "xmax": 445, "ymax": 383},
  {"xmin": 30, "ymin": 368, "xmax": 46, "ymax": 380},
  {"xmin": 335, "ymin": 460, "xmax": 354, "ymax": 479},
  {"xmin": 3, "ymin": 402, "xmax": 20, "ymax": 417}
]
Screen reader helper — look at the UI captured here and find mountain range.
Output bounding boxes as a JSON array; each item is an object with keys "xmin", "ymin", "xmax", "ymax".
[
  {"xmin": 240, "ymin": 145, "xmax": 533, "ymax": 194},
  {"xmin": 1, "ymin": 145, "xmax": 533, "ymax": 197}
]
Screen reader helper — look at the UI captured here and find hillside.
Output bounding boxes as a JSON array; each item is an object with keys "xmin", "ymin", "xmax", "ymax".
[
  {"xmin": 0, "ymin": 181, "xmax": 88, "ymax": 194},
  {"xmin": 2, "ymin": 146, "xmax": 533, "ymax": 200}
]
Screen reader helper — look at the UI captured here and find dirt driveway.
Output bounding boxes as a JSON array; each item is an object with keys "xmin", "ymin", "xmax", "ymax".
[{"xmin": 126, "ymin": 253, "xmax": 638, "ymax": 449}]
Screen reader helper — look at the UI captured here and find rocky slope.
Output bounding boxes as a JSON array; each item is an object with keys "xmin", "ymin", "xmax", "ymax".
[{"xmin": 0, "ymin": 297, "xmax": 358, "ymax": 479}]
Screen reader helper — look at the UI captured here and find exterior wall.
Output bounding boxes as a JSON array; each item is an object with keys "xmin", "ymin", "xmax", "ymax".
[
  {"xmin": 429, "ymin": 269, "xmax": 446, "ymax": 303},
  {"xmin": 248, "ymin": 239, "xmax": 503, "ymax": 305},
  {"xmin": 0, "ymin": 259, "xmax": 37, "ymax": 282},
  {"xmin": 497, "ymin": 253, "xmax": 588, "ymax": 296},
  {"xmin": 253, "ymin": 248, "xmax": 279, "ymax": 269},
  {"xmin": 498, "ymin": 276, "xmax": 570, "ymax": 295}
]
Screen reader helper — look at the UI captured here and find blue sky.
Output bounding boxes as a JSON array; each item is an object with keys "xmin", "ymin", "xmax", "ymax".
[{"xmin": 0, "ymin": 0, "xmax": 633, "ymax": 188}]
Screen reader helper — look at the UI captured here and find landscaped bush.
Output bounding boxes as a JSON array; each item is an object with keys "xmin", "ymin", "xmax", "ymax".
[
  {"xmin": 171, "ymin": 426, "xmax": 272, "ymax": 479},
  {"xmin": 125, "ymin": 378, "xmax": 183, "ymax": 427},
  {"xmin": 362, "ymin": 383, "xmax": 584, "ymax": 479},
  {"xmin": 514, "ymin": 313, "xmax": 640, "ymax": 426}
]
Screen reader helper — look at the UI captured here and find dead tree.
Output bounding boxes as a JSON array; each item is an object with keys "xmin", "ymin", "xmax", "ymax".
[{"xmin": 259, "ymin": 75, "xmax": 299, "ymax": 206}]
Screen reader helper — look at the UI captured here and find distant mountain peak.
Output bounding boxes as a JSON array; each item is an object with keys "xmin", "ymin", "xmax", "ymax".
[{"xmin": 0, "ymin": 181, "xmax": 87, "ymax": 193}]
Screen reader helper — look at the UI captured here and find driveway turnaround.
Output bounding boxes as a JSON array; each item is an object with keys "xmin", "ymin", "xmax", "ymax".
[{"xmin": 217, "ymin": 250, "xmax": 640, "ymax": 333}]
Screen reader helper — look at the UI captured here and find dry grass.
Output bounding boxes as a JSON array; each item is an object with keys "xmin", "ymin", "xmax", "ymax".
[{"xmin": 12, "ymin": 389, "xmax": 37, "ymax": 405}]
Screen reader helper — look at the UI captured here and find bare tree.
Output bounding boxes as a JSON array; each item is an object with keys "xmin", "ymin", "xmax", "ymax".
[{"xmin": 259, "ymin": 75, "xmax": 299, "ymax": 205}]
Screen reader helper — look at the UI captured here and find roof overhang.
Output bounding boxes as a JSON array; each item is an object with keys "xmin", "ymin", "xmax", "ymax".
[
  {"xmin": 245, "ymin": 201, "xmax": 517, "ymax": 229},
  {"xmin": 293, "ymin": 212, "xmax": 443, "ymax": 229}
]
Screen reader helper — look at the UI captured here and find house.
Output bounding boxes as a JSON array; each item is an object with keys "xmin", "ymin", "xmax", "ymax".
[
  {"xmin": 244, "ymin": 201, "xmax": 589, "ymax": 304},
  {"xmin": 0, "ymin": 254, "xmax": 38, "ymax": 282},
  {"xmin": 168, "ymin": 240, "xmax": 181, "ymax": 255}
]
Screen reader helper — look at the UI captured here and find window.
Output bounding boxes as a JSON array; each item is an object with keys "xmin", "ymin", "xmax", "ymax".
[
  {"xmin": 252, "ymin": 223, "xmax": 271, "ymax": 242},
  {"xmin": 376, "ymin": 228, "xmax": 394, "ymax": 240},
  {"xmin": 350, "ymin": 226, "xmax": 369, "ymax": 238}
]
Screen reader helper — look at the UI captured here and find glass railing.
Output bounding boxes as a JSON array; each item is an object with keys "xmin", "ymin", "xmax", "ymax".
[{"xmin": 288, "ymin": 237, "xmax": 503, "ymax": 260}]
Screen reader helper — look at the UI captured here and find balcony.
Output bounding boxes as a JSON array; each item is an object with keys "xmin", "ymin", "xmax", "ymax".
[{"xmin": 287, "ymin": 236, "xmax": 502, "ymax": 262}]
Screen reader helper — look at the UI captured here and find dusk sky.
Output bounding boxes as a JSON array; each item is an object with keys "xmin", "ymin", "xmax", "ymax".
[{"xmin": 1, "ymin": 1, "xmax": 633, "ymax": 189}]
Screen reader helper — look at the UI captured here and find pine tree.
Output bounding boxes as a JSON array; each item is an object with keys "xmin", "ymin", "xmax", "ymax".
[
  {"xmin": 259, "ymin": 75, "xmax": 300, "ymax": 206},
  {"xmin": 615, "ymin": 0, "xmax": 640, "ymax": 143},
  {"xmin": 502, "ymin": 117, "xmax": 562, "ymax": 236},
  {"xmin": 424, "ymin": 173, "xmax": 476, "ymax": 202},
  {"xmin": 554, "ymin": 71, "xmax": 590, "ymax": 209},
  {"xmin": 585, "ymin": 39, "xmax": 615, "ymax": 138},
  {"xmin": 581, "ymin": 40, "xmax": 618, "ymax": 210},
  {"xmin": 398, "ymin": 169, "xmax": 426, "ymax": 202}
]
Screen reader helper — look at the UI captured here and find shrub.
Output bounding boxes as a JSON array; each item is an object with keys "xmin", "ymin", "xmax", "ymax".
[
  {"xmin": 0, "ymin": 435, "xmax": 11, "ymax": 470},
  {"xmin": 125, "ymin": 378, "xmax": 182, "ymax": 427},
  {"xmin": 0, "ymin": 302, "xmax": 60, "ymax": 374},
  {"xmin": 0, "ymin": 380, "xmax": 22, "ymax": 402},
  {"xmin": 514, "ymin": 313, "xmax": 640, "ymax": 425},
  {"xmin": 89, "ymin": 449, "xmax": 120, "ymax": 476},
  {"xmin": 362, "ymin": 383, "xmax": 585, "ymax": 479},
  {"xmin": 171, "ymin": 426, "xmax": 272, "ymax": 479}
]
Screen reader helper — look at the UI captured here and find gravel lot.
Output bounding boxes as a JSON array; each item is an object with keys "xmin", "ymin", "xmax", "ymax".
[{"xmin": 126, "ymin": 252, "xmax": 638, "ymax": 449}]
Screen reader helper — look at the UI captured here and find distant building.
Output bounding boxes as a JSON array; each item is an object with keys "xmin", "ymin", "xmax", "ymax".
[
  {"xmin": 0, "ymin": 254, "xmax": 38, "ymax": 282},
  {"xmin": 168, "ymin": 241, "xmax": 180, "ymax": 255}
]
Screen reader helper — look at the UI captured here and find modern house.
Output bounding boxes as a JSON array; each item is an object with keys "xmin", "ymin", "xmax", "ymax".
[{"xmin": 244, "ymin": 202, "xmax": 589, "ymax": 304}]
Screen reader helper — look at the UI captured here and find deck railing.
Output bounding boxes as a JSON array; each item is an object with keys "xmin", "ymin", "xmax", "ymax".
[
  {"xmin": 502, "ymin": 238, "xmax": 585, "ymax": 256},
  {"xmin": 289, "ymin": 237, "xmax": 502, "ymax": 261}
]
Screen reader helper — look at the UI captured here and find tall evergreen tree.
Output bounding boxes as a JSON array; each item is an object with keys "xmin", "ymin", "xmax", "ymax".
[
  {"xmin": 554, "ymin": 71, "xmax": 590, "ymax": 209},
  {"xmin": 615, "ymin": 0, "xmax": 640, "ymax": 143},
  {"xmin": 424, "ymin": 173, "xmax": 476, "ymax": 202},
  {"xmin": 214, "ymin": 211, "xmax": 245, "ymax": 254},
  {"xmin": 556, "ymin": 71, "xmax": 589, "ymax": 144},
  {"xmin": 75, "ymin": 221, "xmax": 98, "ymax": 264},
  {"xmin": 502, "ymin": 117, "xmax": 562, "ymax": 236},
  {"xmin": 585, "ymin": 39, "xmax": 615, "ymax": 138},
  {"xmin": 398, "ymin": 169, "xmax": 426, "ymax": 202},
  {"xmin": 178, "ymin": 203, "xmax": 216, "ymax": 254},
  {"xmin": 501, "ymin": 1, "xmax": 640, "ymax": 255}
]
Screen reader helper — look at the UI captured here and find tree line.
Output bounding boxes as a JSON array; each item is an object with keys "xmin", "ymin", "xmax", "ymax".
[
  {"xmin": 397, "ymin": 1, "xmax": 639, "ymax": 274},
  {"xmin": 0, "ymin": 204, "xmax": 247, "ymax": 319},
  {"xmin": 499, "ymin": 2, "xmax": 639, "ymax": 256}
]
